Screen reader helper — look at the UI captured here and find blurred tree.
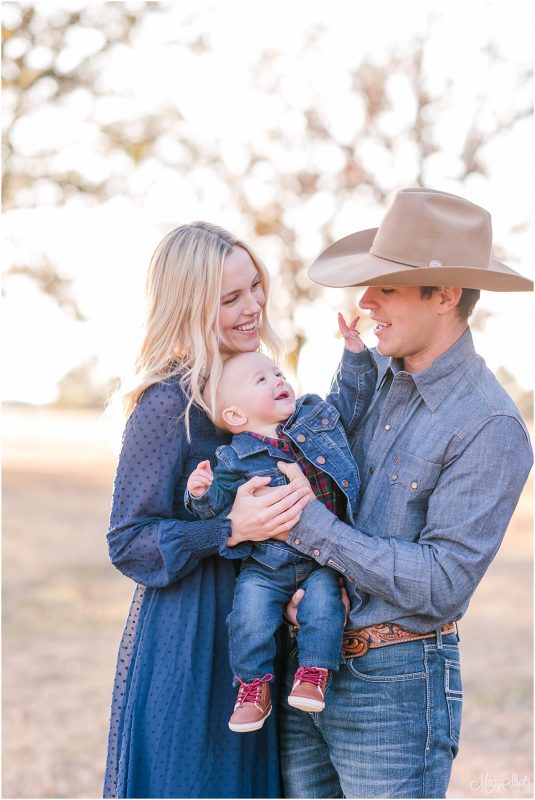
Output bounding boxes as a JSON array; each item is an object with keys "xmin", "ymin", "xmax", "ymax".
[
  {"xmin": 2, "ymin": 2, "xmax": 170, "ymax": 209},
  {"xmin": 2, "ymin": 5, "xmax": 532, "ymax": 397},
  {"xmin": 54, "ymin": 357, "xmax": 118, "ymax": 407},
  {"xmin": 5, "ymin": 256, "xmax": 86, "ymax": 320},
  {"xmin": 2, "ymin": 1, "xmax": 183, "ymax": 316},
  {"xmin": 185, "ymin": 25, "xmax": 532, "ymax": 359},
  {"xmin": 495, "ymin": 367, "xmax": 533, "ymax": 422}
]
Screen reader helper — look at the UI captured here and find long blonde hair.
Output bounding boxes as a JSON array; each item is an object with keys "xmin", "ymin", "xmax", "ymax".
[{"xmin": 120, "ymin": 222, "xmax": 282, "ymax": 437}]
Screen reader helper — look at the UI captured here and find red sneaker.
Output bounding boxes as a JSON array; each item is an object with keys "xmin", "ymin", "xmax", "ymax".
[
  {"xmin": 288, "ymin": 667, "xmax": 329, "ymax": 712},
  {"xmin": 228, "ymin": 674, "xmax": 273, "ymax": 733}
]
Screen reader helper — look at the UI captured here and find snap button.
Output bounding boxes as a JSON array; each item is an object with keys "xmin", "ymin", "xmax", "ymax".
[
  {"xmin": 392, "ymin": 473, "xmax": 398, "ymax": 481},
  {"xmin": 321, "ymin": 418, "xmax": 329, "ymax": 425},
  {"xmin": 313, "ymin": 549, "xmax": 320, "ymax": 557},
  {"xmin": 296, "ymin": 434, "xmax": 306, "ymax": 442},
  {"xmin": 410, "ymin": 481, "xmax": 419, "ymax": 489},
  {"xmin": 341, "ymin": 479, "xmax": 349, "ymax": 487},
  {"xmin": 316, "ymin": 455, "xmax": 326, "ymax": 465},
  {"xmin": 293, "ymin": 538, "xmax": 301, "ymax": 546},
  {"xmin": 369, "ymin": 466, "xmax": 375, "ymax": 474},
  {"xmin": 384, "ymin": 423, "xmax": 392, "ymax": 431}
]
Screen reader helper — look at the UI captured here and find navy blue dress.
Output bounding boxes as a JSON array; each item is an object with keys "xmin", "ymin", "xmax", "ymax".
[{"xmin": 103, "ymin": 378, "xmax": 281, "ymax": 799}]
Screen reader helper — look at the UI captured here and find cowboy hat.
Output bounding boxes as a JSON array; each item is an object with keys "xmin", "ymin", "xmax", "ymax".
[{"xmin": 308, "ymin": 188, "xmax": 533, "ymax": 291}]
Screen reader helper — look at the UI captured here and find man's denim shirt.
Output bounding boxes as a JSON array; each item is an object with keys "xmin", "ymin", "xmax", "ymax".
[
  {"xmin": 288, "ymin": 329, "xmax": 533, "ymax": 632},
  {"xmin": 186, "ymin": 348, "xmax": 377, "ymax": 570}
]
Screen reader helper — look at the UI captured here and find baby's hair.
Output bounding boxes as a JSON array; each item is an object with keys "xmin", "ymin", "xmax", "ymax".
[{"xmin": 212, "ymin": 352, "xmax": 284, "ymax": 432}]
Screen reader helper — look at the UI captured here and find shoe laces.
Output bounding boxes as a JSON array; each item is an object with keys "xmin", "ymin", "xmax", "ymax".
[
  {"xmin": 295, "ymin": 667, "xmax": 328, "ymax": 687},
  {"xmin": 234, "ymin": 674, "xmax": 273, "ymax": 706}
]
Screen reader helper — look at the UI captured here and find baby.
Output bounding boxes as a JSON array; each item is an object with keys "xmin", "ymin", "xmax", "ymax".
[{"xmin": 186, "ymin": 315, "xmax": 376, "ymax": 733}]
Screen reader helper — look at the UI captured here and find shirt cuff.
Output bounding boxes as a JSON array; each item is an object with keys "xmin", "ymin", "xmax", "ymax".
[
  {"xmin": 216, "ymin": 518, "xmax": 253, "ymax": 560},
  {"xmin": 287, "ymin": 500, "xmax": 336, "ymax": 565},
  {"xmin": 176, "ymin": 516, "xmax": 249, "ymax": 560}
]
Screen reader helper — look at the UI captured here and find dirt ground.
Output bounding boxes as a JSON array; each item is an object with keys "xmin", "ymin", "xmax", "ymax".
[{"xmin": 2, "ymin": 407, "xmax": 533, "ymax": 799}]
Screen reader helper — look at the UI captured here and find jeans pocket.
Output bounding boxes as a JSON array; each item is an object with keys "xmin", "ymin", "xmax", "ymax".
[
  {"xmin": 444, "ymin": 658, "xmax": 463, "ymax": 746},
  {"xmin": 345, "ymin": 642, "xmax": 427, "ymax": 682}
]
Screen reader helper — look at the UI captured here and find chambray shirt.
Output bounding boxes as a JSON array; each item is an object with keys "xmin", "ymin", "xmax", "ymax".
[{"xmin": 289, "ymin": 328, "xmax": 533, "ymax": 632}]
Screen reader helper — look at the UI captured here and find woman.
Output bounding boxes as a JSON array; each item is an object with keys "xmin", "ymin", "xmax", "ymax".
[{"xmin": 103, "ymin": 222, "xmax": 308, "ymax": 799}]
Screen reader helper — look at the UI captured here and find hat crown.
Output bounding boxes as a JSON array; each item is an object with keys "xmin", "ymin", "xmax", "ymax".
[
  {"xmin": 307, "ymin": 186, "xmax": 533, "ymax": 292},
  {"xmin": 371, "ymin": 188, "xmax": 493, "ymax": 270}
]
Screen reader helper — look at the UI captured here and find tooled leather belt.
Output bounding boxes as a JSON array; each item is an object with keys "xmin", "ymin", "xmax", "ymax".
[{"xmin": 342, "ymin": 621, "xmax": 456, "ymax": 658}]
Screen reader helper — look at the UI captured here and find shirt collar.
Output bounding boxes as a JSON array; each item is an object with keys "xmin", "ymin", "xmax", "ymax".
[
  {"xmin": 248, "ymin": 427, "xmax": 290, "ymax": 449},
  {"xmin": 378, "ymin": 328, "xmax": 478, "ymax": 412}
]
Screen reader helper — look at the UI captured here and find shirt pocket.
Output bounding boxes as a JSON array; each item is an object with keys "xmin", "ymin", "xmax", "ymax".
[
  {"xmin": 303, "ymin": 405, "xmax": 349, "ymax": 451},
  {"xmin": 386, "ymin": 450, "xmax": 442, "ymax": 537},
  {"xmin": 389, "ymin": 450, "xmax": 441, "ymax": 495},
  {"xmin": 305, "ymin": 403, "xmax": 340, "ymax": 432}
]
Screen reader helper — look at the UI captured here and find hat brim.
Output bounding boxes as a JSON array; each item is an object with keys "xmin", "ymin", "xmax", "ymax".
[{"xmin": 308, "ymin": 228, "xmax": 534, "ymax": 292}]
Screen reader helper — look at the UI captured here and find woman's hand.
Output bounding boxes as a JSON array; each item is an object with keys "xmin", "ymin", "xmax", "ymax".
[{"xmin": 226, "ymin": 476, "xmax": 310, "ymax": 547}]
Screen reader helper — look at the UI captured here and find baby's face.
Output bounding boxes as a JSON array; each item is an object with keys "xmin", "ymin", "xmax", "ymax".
[{"xmin": 218, "ymin": 352, "xmax": 296, "ymax": 431}]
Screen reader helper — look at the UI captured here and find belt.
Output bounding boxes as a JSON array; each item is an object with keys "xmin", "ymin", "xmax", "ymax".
[{"xmin": 342, "ymin": 621, "xmax": 456, "ymax": 658}]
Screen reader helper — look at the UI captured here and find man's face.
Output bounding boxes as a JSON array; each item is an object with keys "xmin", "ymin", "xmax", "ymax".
[
  {"xmin": 217, "ymin": 352, "xmax": 296, "ymax": 431},
  {"xmin": 359, "ymin": 286, "xmax": 445, "ymax": 370}
]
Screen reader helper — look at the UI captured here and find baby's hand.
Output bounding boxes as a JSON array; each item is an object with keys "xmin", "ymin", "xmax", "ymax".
[
  {"xmin": 187, "ymin": 460, "xmax": 214, "ymax": 498},
  {"xmin": 338, "ymin": 312, "xmax": 365, "ymax": 353}
]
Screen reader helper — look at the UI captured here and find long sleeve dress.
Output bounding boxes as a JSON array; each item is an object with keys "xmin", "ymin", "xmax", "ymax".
[{"xmin": 103, "ymin": 378, "xmax": 280, "ymax": 799}]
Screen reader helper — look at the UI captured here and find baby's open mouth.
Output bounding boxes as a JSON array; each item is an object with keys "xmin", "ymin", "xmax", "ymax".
[{"xmin": 275, "ymin": 390, "xmax": 290, "ymax": 400}]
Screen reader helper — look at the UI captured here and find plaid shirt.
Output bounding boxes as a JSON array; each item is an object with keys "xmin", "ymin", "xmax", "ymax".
[{"xmin": 249, "ymin": 426, "xmax": 341, "ymax": 516}]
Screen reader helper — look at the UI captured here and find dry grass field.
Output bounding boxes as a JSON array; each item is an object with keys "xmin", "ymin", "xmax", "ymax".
[{"xmin": 2, "ymin": 406, "xmax": 533, "ymax": 798}]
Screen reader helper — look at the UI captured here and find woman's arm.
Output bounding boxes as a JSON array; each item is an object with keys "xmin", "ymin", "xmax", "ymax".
[{"xmin": 107, "ymin": 381, "xmax": 246, "ymax": 588}]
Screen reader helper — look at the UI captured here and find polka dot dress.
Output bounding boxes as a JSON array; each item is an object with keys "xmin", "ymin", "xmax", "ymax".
[{"xmin": 103, "ymin": 379, "xmax": 281, "ymax": 798}]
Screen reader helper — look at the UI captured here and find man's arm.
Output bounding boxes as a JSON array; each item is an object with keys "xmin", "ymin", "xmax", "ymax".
[{"xmin": 288, "ymin": 415, "xmax": 532, "ymax": 622}]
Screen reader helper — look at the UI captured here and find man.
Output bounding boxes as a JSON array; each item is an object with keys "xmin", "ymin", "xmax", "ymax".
[{"xmin": 229, "ymin": 188, "xmax": 533, "ymax": 798}]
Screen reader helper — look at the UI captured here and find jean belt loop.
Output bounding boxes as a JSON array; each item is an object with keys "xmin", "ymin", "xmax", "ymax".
[{"xmin": 435, "ymin": 627, "xmax": 443, "ymax": 649}]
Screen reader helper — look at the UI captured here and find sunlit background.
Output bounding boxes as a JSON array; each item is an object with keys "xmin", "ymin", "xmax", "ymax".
[{"xmin": 2, "ymin": 1, "xmax": 533, "ymax": 797}]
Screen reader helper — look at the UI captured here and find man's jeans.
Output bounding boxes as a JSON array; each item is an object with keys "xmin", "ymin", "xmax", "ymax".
[
  {"xmin": 280, "ymin": 632, "xmax": 462, "ymax": 798},
  {"xmin": 227, "ymin": 558, "xmax": 346, "ymax": 681}
]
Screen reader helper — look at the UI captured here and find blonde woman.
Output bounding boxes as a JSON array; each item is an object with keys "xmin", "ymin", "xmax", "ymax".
[{"xmin": 103, "ymin": 223, "xmax": 309, "ymax": 799}]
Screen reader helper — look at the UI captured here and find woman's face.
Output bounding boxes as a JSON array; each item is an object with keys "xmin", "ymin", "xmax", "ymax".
[{"xmin": 219, "ymin": 246, "xmax": 265, "ymax": 356}]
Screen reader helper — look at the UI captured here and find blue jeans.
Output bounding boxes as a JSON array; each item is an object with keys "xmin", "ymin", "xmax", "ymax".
[
  {"xmin": 227, "ymin": 558, "xmax": 346, "ymax": 681},
  {"xmin": 280, "ymin": 632, "xmax": 462, "ymax": 798}
]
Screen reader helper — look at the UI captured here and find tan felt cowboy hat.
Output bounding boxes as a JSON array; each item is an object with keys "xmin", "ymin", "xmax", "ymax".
[{"xmin": 308, "ymin": 188, "xmax": 533, "ymax": 291}]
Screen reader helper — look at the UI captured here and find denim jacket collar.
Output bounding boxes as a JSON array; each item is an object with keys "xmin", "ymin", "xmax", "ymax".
[
  {"xmin": 378, "ymin": 328, "xmax": 477, "ymax": 412},
  {"xmin": 230, "ymin": 432, "xmax": 289, "ymax": 460},
  {"xmin": 226, "ymin": 394, "xmax": 337, "ymax": 460}
]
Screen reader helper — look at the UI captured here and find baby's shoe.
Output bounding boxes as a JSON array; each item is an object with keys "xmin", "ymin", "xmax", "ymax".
[
  {"xmin": 228, "ymin": 674, "xmax": 273, "ymax": 732},
  {"xmin": 288, "ymin": 667, "xmax": 328, "ymax": 712}
]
